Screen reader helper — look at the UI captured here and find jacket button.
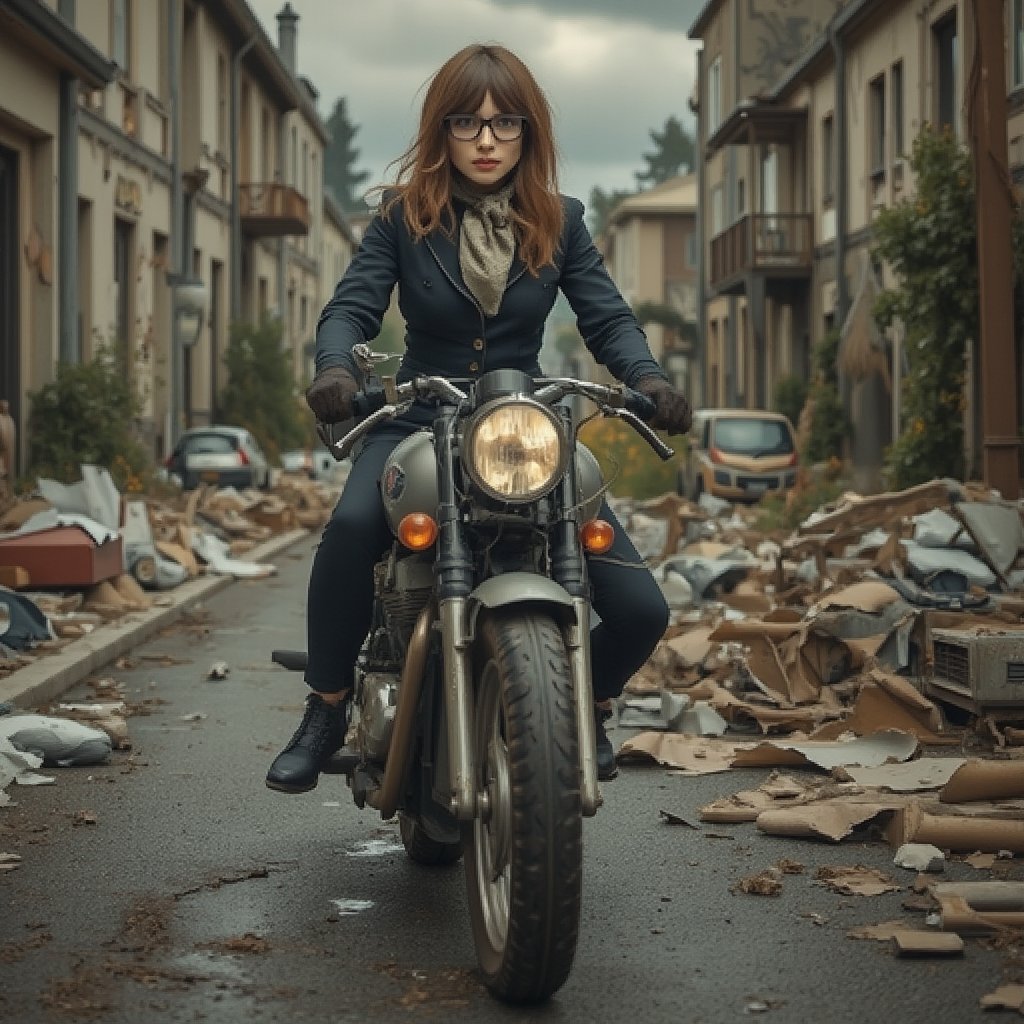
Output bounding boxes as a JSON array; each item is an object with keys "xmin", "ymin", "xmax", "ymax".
[
  {"xmin": 472, "ymin": 338, "xmax": 484, "ymax": 350},
  {"xmin": 423, "ymin": 279, "xmax": 432, "ymax": 288},
  {"xmin": 469, "ymin": 361, "xmax": 479, "ymax": 372}
]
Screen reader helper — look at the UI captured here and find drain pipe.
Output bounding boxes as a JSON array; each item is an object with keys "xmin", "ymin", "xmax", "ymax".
[
  {"xmin": 230, "ymin": 33, "xmax": 257, "ymax": 322},
  {"xmin": 692, "ymin": 48, "xmax": 706, "ymax": 411},
  {"xmin": 168, "ymin": 0, "xmax": 183, "ymax": 448},
  {"xmin": 830, "ymin": 20, "xmax": 850, "ymax": 399}
]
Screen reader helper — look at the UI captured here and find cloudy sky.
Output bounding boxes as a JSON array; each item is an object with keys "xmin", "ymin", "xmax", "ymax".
[{"xmin": 247, "ymin": 0, "xmax": 706, "ymax": 207}]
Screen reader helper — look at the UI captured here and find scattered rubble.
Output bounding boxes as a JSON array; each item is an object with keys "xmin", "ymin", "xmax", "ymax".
[
  {"xmin": 609, "ymin": 477, "xmax": 1024, "ymax": 980},
  {"xmin": 0, "ymin": 462, "xmax": 339, "ymax": 679}
]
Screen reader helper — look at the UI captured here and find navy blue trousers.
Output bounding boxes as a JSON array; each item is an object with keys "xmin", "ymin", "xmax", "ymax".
[{"xmin": 304, "ymin": 426, "xmax": 669, "ymax": 701}]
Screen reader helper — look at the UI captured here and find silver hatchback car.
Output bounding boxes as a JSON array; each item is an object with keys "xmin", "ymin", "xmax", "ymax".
[{"xmin": 166, "ymin": 425, "xmax": 271, "ymax": 491}]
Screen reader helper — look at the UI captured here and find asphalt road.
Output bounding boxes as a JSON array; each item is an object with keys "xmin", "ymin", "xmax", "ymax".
[{"xmin": 0, "ymin": 534, "xmax": 1019, "ymax": 1023}]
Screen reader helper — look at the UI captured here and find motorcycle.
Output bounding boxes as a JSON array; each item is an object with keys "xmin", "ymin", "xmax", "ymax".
[{"xmin": 273, "ymin": 348, "xmax": 673, "ymax": 1003}]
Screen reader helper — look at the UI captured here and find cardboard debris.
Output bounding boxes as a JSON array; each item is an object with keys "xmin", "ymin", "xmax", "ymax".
[
  {"xmin": 938, "ymin": 759, "xmax": 1024, "ymax": 803},
  {"xmin": 616, "ymin": 732, "xmax": 751, "ymax": 774},
  {"xmin": 841, "ymin": 758, "xmax": 966, "ymax": 792},
  {"xmin": 932, "ymin": 881, "xmax": 1024, "ymax": 934},
  {"xmin": 888, "ymin": 800, "xmax": 1024, "ymax": 853},
  {"xmin": 979, "ymin": 984, "xmax": 1024, "ymax": 1013},
  {"xmin": 891, "ymin": 930, "xmax": 964, "ymax": 957},
  {"xmin": 808, "ymin": 670, "xmax": 951, "ymax": 744},
  {"xmin": 815, "ymin": 864, "xmax": 901, "ymax": 896},
  {"xmin": 756, "ymin": 799, "xmax": 897, "ymax": 842},
  {"xmin": 731, "ymin": 729, "xmax": 919, "ymax": 771}
]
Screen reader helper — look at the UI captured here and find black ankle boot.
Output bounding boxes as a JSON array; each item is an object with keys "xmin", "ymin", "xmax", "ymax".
[
  {"xmin": 594, "ymin": 705, "xmax": 618, "ymax": 781},
  {"xmin": 266, "ymin": 693, "xmax": 348, "ymax": 794}
]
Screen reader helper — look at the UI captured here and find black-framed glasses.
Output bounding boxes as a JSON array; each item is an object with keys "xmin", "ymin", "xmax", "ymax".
[{"xmin": 444, "ymin": 114, "xmax": 527, "ymax": 142}]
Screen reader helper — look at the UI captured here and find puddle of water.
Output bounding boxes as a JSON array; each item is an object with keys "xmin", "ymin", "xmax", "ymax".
[
  {"xmin": 330, "ymin": 898, "xmax": 375, "ymax": 915},
  {"xmin": 345, "ymin": 839, "xmax": 404, "ymax": 858},
  {"xmin": 171, "ymin": 950, "xmax": 251, "ymax": 981}
]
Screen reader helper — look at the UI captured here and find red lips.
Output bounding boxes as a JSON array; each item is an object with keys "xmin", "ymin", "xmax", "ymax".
[{"xmin": 473, "ymin": 160, "xmax": 499, "ymax": 170}]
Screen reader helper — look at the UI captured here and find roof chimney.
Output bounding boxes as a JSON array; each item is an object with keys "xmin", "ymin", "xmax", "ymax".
[{"xmin": 276, "ymin": 2, "xmax": 298, "ymax": 74}]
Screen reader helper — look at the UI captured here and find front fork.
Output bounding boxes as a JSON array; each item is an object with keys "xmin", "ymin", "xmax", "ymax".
[{"xmin": 438, "ymin": 593, "xmax": 601, "ymax": 821}]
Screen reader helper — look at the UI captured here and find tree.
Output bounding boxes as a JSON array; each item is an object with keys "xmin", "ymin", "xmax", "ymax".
[
  {"xmin": 872, "ymin": 126, "xmax": 979, "ymax": 487},
  {"xmin": 324, "ymin": 97, "xmax": 371, "ymax": 213},
  {"xmin": 218, "ymin": 318, "xmax": 311, "ymax": 460},
  {"xmin": 587, "ymin": 185, "xmax": 634, "ymax": 237},
  {"xmin": 632, "ymin": 300, "xmax": 698, "ymax": 348},
  {"xmin": 635, "ymin": 116, "xmax": 695, "ymax": 188}
]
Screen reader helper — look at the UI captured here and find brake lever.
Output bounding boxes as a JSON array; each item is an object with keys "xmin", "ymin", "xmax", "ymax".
[{"xmin": 606, "ymin": 408, "xmax": 675, "ymax": 461}]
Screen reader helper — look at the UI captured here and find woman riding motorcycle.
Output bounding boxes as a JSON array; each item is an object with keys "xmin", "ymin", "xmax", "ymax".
[{"xmin": 266, "ymin": 42, "xmax": 692, "ymax": 794}]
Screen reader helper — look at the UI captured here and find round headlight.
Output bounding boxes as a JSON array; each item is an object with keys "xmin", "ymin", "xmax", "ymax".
[{"xmin": 464, "ymin": 399, "xmax": 566, "ymax": 502}]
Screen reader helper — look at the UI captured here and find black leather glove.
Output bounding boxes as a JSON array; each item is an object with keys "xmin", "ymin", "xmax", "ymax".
[
  {"xmin": 635, "ymin": 376, "xmax": 693, "ymax": 435},
  {"xmin": 305, "ymin": 366, "xmax": 360, "ymax": 423}
]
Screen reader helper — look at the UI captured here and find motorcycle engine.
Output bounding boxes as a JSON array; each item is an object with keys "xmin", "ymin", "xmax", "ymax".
[{"xmin": 355, "ymin": 671, "xmax": 400, "ymax": 763}]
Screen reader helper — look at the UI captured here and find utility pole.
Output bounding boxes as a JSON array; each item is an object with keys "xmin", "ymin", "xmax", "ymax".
[{"xmin": 970, "ymin": 0, "xmax": 1020, "ymax": 498}]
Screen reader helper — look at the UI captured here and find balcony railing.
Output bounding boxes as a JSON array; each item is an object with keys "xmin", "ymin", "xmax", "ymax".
[
  {"xmin": 709, "ymin": 213, "xmax": 813, "ymax": 291},
  {"xmin": 239, "ymin": 183, "xmax": 310, "ymax": 237}
]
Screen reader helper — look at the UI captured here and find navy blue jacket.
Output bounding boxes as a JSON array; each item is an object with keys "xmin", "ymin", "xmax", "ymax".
[{"xmin": 314, "ymin": 194, "xmax": 667, "ymax": 389}]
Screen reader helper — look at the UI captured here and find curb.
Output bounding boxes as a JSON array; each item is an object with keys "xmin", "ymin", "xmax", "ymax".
[{"xmin": 0, "ymin": 528, "xmax": 310, "ymax": 710}]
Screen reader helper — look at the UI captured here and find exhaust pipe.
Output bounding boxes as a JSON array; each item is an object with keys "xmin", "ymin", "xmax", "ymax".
[{"xmin": 366, "ymin": 601, "xmax": 434, "ymax": 819}]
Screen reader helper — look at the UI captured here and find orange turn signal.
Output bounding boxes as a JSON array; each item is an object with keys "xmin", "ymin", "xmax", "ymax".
[
  {"xmin": 579, "ymin": 519, "xmax": 614, "ymax": 554},
  {"xmin": 398, "ymin": 513, "xmax": 439, "ymax": 551}
]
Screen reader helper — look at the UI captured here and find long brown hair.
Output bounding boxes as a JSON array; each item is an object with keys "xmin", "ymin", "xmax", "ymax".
[{"xmin": 379, "ymin": 43, "xmax": 563, "ymax": 274}]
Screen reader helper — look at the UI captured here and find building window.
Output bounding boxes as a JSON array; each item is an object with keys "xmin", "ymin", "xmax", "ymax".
[
  {"xmin": 869, "ymin": 74, "xmax": 886, "ymax": 177},
  {"xmin": 934, "ymin": 13, "xmax": 958, "ymax": 134},
  {"xmin": 708, "ymin": 56, "xmax": 722, "ymax": 134},
  {"xmin": 113, "ymin": 218, "xmax": 134, "ymax": 371},
  {"xmin": 1014, "ymin": 0, "xmax": 1024, "ymax": 89},
  {"xmin": 685, "ymin": 232, "xmax": 697, "ymax": 267},
  {"xmin": 261, "ymin": 107, "xmax": 272, "ymax": 181},
  {"xmin": 112, "ymin": 0, "xmax": 130, "ymax": 72},
  {"xmin": 711, "ymin": 184, "xmax": 724, "ymax": 235},
  {"xmin": 822, "ymin": 114, "xmax": 834, "ymax": 202},
  {"xmin": 217, "ymin": 53, "xmax": 228, "ymax": 153},
  {"xmin": 891, "ymin": 61, "xmax": 904, "ymax": 158}
]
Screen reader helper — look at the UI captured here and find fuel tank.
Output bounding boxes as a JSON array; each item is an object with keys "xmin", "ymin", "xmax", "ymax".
[{"xmin": 379, "ymin": 430, "xmax": 605, "ymax": 530}]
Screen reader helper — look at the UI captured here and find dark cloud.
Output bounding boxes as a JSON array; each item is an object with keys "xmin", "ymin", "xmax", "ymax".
[{"xmin": 486, "ymin": 0, "xmax": 709, "ymax": 34}]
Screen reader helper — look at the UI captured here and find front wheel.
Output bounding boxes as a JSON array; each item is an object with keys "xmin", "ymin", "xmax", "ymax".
[{"xmin": 464, "ymin": 608, "xmax": 582, "ymax": 1004}]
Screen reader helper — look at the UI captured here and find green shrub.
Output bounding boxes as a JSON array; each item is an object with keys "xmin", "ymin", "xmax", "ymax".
[
  {"xmin": 806, "ymin": 329, "xmax": 850, "ymax": 465},
  {"xmin": 774, "ymin": 374, "xmax": 807, "ymax": 430},
  {"xmin": 218, "ymin": 317, "xmax": 312, "ymax": 461},
  {"xmin": 27, "ymin": 344, "xmax": 153, "ymax": 491}
]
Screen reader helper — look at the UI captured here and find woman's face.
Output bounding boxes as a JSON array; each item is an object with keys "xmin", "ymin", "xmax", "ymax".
[{"xmin": 446, "ymin": 91, "xmax": 523, "ymax": 192}]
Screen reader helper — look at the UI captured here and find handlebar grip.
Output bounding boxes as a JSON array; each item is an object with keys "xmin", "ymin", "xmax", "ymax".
[
  {"xmin": 623, "ymin": 387, "xmax": 657, "ymax": 422},
  {"xmin": 350, "ymin": 388, "xmax": 388, "ymax": 419}
]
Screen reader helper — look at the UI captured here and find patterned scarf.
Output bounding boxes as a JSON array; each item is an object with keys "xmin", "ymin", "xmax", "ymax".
[{"xmin": 451, "ymin": 178, "xmax": 516, "ymax": 317}]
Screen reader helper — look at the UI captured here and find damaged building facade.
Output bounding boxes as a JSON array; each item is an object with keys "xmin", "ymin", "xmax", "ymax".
[
  {"xmin": 688, "ymin": 0, "xmax": 1024, "ymax": 490},
  {"xmin": 0, "ymin": 0, "xmax": 356, "ymax": 473}
]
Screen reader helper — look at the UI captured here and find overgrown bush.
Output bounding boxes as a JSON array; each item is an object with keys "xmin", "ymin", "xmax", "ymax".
[
  {"xmin": 806, "ymin": 328, "xmax": 850, "ymax": 464},
  {"xmin": 773, "ymin": 374, "xmax": 807, "ymax": 430},
  {"xmin": 872, "ymin": 126, "xmax": 977, "ymax": 488},
  {"xmin": 579, "ymin": 415, "xmax": 685, "ymax": 500},
  {"xmin": 27, "ymin": 344, "xmax": 153, "ymax": 490},
  {"xmin": 218, "ymin": 317, "xmax": 312, "ymax": 461}
]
